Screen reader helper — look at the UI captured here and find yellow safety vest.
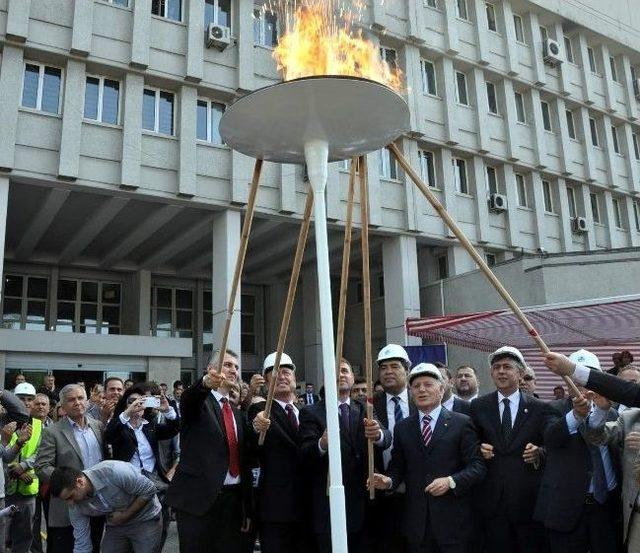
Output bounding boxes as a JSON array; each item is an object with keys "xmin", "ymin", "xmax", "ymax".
[{"xmin": 6, "ymin": 417, "xmax": 42, "ymax": 496}]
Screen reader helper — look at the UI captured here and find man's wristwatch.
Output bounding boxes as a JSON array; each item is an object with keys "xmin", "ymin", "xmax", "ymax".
[{"xmin": 448, "ymin": 476, "xmax": 456, "ymax": 490}]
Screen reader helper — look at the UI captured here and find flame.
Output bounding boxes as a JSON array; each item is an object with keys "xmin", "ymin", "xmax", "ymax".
[{"xmin": 266, "ymin": 0, "xmax": 403, "ymax": 92}]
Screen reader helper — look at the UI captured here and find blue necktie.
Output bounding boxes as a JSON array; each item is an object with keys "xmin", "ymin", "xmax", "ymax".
[
  {"xmin": 391, "ymin": 396, "xmax": 403, "ymax": 425},
  {"xmin": 589, "ymin": 445, "xmax": 609, "ymax": 504}
]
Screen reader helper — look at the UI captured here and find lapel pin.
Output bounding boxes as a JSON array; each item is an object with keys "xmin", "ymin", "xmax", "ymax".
[{"xmin": 524, "ymin": 408, "xmax": 528, "ymax": 414}]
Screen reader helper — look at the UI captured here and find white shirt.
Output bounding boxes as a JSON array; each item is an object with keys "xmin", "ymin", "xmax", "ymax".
[
  {"xmin": 119, "ymin": 407, "xmax": 176, "ymax": 473},
  {"xmin": 384, "ymin": 389, "xmax": 410, "ymax": 469},
  {"xmin": 442, "ymin": 395, "xmax": 456, "ymax": 412},
  {"xmin": 211, "ymin": 389, "xmax": 240, "ymax": 485},
  {"xmin": 497, "ymin": 390, "xmax": 521, "ymax": 426}
]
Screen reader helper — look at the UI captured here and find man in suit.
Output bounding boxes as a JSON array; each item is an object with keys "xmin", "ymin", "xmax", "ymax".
[
  {"xmin": 299, "ymin": 357, "xmax": 391, "ymax": 553},
  {"xmin": 250, "ymin": 352, "xmax": 304, "ymax": 553},
  {"xmin": 535, "ymin": 349, "xmax": 620, "ymax": 553},
  {"xmin": 371, "ymin": 344, "xmax": 415, "ymax": 553},
  {"xmin": 169, "ymin": 380, "xmax": 184, "ymax": 417},
  {"xmin": 35, "ymin": 383, "xmax": 104, "ymax": 553},
  {"xmin": 454, "ymin": 366, "xmax": 479, "ymax": 402},
  {"xmin": 437, "ymin": 364, "xmax": 471, "ymax": 415},
  {"xmin": 470, "ymin": 346, "xmax": 553, "ymax": 553},
  {"xmin": 371, "ymin": 363, "xmax": 486, "ymax": 553},
  {"xmin": 303, "ymin": 383, "xmax": 320, "ymax": 405},
  {"xmin": 545, "ymin": 351, "xmax": 640, "ymax": 408},
  {"xmin": 165, "ymin": 349, "xmax": 252, "ymax": 553}
]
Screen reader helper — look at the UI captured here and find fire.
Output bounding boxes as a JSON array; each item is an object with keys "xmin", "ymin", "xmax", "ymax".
[{"xmin": 267, "ymin": 0, "xmax": 403, "ymax": 92}]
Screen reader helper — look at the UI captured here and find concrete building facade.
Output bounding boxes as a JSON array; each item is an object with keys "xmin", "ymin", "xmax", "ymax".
[{"xmin": 0, "ymin": 0, "xmax": 639, "ymax": 390}]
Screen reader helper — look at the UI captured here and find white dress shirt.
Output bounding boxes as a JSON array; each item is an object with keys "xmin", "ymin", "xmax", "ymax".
[
  {"xmin": 211, "ymin": 389, "xmax": 240, "ymax": 485},
  {"xmin": 497, "ymin": 389, "xmax": 521, "ymax": 426},
  {"xmin": 119, "ymin": 407, "xmax": 176, "ymax": 473},
  {"xmin": 274, "ymin": 398, "xmax": 299, "ymax": 423},
  {"xmin": 384, "ymin": 389, "xmax": 410, "ymax": 469},
  {"xmin": 442, "ymin": 395, "xmax": 456, "ymax": 412}
]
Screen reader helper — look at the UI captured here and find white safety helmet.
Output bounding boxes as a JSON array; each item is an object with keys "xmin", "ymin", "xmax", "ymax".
[
  {"xmin": 14, "ymin": 382, "xmax": 37, "ymax": 397},
  {"xmin": 262, "ymin": 352, "xmax": 296, "ymax": 376},
  {"xmin": 488, "ymin": 346, "xmax": 526, "ymax": 367},
  {"xmin": 569, "ymin": 349, "xmax": 601, "ymax": 371},
  {"xmin": 376, "ymin": 344, "xmax": 412, "ymax": 368},
  {"xmin": 408, "ymin": 363, "xmax": 443, "ymax": 385}
]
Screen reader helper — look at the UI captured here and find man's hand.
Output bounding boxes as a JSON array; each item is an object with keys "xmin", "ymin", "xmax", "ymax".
[
  {"xmin": 203, "ymin": 369, "xmax": 226, "ymax": 391},
  {"xmin": 253, "ymin": 411, "xmax": 271, "ymax": 434},
  {"xmin": 572, "ymin": 394, "xmax": 591, "ymax": 419},
  {"xmin": 368, "ymin": 473, "xmax": 392, "ymax": 490},
  {"xmin": 107, "ymin": 511, "xmax": 129, "ymax": 526},
  {"xmin": 425, "ymin": 477, "xmax": 450, "ymax": 496},
  {"xmin": 625, "ymin": 431, "xmax": 640, "ymax": 451},
  {"xmin": 124, "ymin": 397, "xmax": 145, "ymax": 419},
  {"xmin": 544, "ymin": 352, "xmax": 576, "ymax": 377},
  {"xmin": 16, "ymin": 424, "xmax": 32, "ymax": 445},
  {"xmin": 363, "ymin": 418, "xmax": 382, "ymax": 441},
  {"xmin": 249, "ymin": 374, "xmax": 266, "ymax": 396},
  {"xmin": 18, "ymin": 472, "xmax": 33, "ymax": 484},
  {"xmin": 9, "ymin": 463, "xmax": 24, "ymax": 477},
  {"xmin": 523, "ymin": 443, "xmax": 540, "ymax": 464},
  {"xmin": 480, "ymin": 443, "xmax": 495, "ymax": 460},
  {"xmin": 241, "ymin": 517, "xmax": 252, "ymax": 533},
  {"xmin": 158, "ymin": 394, "xmax": 170, "ymax": 413},
  {"xmin": 319, "ymin": 429, "xmax": 328, "ymax": 451},
  {"xmin": 1, "ymin": 422, "xmax": 17, "ymax": 444},
  {"xmin": 101, "ymin": 398, "xmax": 117, "ymax": 421},
  {"xmin": 591, "ymin": 392, "xmax": 612, "ymax": 411}
]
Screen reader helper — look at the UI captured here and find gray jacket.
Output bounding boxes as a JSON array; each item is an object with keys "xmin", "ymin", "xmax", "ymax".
[
  {"xmin": 0, "ymin": 390, "xmax": 31, "ymax": 499},
  {"xmin": 584, "ymin": 407, "xmax": 640, "ymax": 542},
  {"xmin": 69, "ymin": 460, "xmax": 161, "ymax": 553}
]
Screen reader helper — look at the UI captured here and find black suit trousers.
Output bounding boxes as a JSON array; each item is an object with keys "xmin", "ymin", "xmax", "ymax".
[
  {"xmin": 176, "ymin": 486, "xmax": 242, "ymax": 553},
  {"xmin": 370, "ymin": 492, "xmax": 407, "ymax": 553},
  {"xmin": 315, "ymin": 529, "xmax": 368, "ymax": 553},
  {"xmin": 259, "ymin": 521, "xmax": 304, "ymax": 553},
  {"xmin": 483, "ymin": 505, "xmax": 546, "ymax": 553}
]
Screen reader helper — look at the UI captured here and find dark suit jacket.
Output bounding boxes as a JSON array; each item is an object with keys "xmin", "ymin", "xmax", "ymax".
[
  {"xmin": 451, "ymin": 397, "xmax": 472, "ymax": 415},
  {"xmin": 372, "ymin": 390, "xmax": 417, "ymax": 470},
  {"xmin": 303, "ymin": 393, "xmax": 320, "ymax": 405},
  {"xmin": 534, "ymin": 398, "xmax": 620, "ymax": 532},
  {"xmin": 247, "ymin": 400, "xmax": 303, "ymax": 524},
  {"xmin": 103, "ymin": 412, "xmax": 180, "ymax": 479},
  {"xmin": 165, "ymin": 379, "xmax": 251, "ymax": 516},
  {"xmin": 470, "ymin": 391, "xmax": 553, "ymax": 522},
  {"xmin": 299, "ymin": 399, "xmax": 391, "ymax": 534},
  {"xmin": 585, "ymin": 369, "xmax": 640, "ymax": 408},
  {"xmin": 386, "ymin": 408, "xmax": 485, "ymax": 546}
]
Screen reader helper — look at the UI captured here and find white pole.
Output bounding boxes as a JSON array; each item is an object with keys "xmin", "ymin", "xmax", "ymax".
[{"xmin": 304, "ymin": 139, "xmax": 348, "ymax": 553}]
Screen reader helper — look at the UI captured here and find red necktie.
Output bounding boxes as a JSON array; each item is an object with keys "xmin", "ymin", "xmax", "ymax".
[
  {"xmin": 221, "ymin": 398, "xmax": 240, "ymax": 477},
  {"xmin": 285, "ymin": 404, "xmax": 298, "ymax": 430}
]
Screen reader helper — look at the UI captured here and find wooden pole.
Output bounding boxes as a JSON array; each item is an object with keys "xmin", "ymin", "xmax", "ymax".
[
  {"xmin": 358, "ymin": 156, "xmax": 376, "ymax": 499},
  {"xmin": 258, "ymin": 190, "xmax": 315, "ymax": 445},
  {"xmin": 388, "ymin": 143, "xmax": 582, "ymax": 398},
  {"xmin": 216, "ymin": 159, "xmax": 263, "ymax": 372}
]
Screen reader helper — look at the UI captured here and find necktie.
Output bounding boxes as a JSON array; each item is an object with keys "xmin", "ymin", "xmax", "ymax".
[
  {"xmin": 285, "ymin": 404, "xmax": 298, "ymax": 430},
  {"xmin": 501, "ymin": 398, "xmax": 512, "ymax": 443},
  {"xmin": 589, "ymin": 444, "xmax": 609, "ymax": 504},
  {"xmin": 421, "ymin": 415, "xmax": 433, "ymax": 447},
  {"xmin": 391, "ymin": 396, "xmax": 403, "ymax": 425},
  {"xmin": 308, "ymin": 393, "xmax": 313, "ymax": 405},
  {"xmin": 220, "ymin": 398, "xmax": 240, "ymax": 477},
  {"xmin": 339, "ymin": 403, "xmax": 350, "ymax": 432}
]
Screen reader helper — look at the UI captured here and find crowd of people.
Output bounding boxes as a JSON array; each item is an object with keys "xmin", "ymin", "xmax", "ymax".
[{"xmin": 0, "ymin": 344, "xmax": 638, "ymax": 553}]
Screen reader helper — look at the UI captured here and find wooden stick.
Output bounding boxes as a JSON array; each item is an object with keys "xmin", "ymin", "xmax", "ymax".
[
  {"xmin": 358, "ymin": 156, "xmax": 376, "ymax": 500},
  {"xmin": 258, "ymin": 190, "xmax": 315, "ymax": 445},
  {"xmin": 216, "ymin": 159, "xmax": 263, "ymax": 372},
  {"xmin": 334, "ymin": 158, "xmax": 358, "ymax": 371},
  {"xmin": 388, "ymin": 143, "xmax": 582, "ymax": 398}
]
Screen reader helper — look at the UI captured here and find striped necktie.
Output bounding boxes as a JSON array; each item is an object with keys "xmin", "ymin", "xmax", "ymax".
[{"xmin": 421, "ymin": 415, "xmax": 433, "ymax": 447}]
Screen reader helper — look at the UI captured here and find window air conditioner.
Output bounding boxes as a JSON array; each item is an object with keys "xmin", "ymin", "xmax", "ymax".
[
  {"xmin": 207, "ymin": 23, "xmax": 231, "ymax": 51},
  {"xmin": 489, "ymin": 193, "xmax": 508, "ymax": 212},
  {"xmin": 543, "ymin": 38, "xmax": 563, "ymax": 66},
  {"xmin": 572, "ymin": 216, "xmax": 589, "ymax": 233}
]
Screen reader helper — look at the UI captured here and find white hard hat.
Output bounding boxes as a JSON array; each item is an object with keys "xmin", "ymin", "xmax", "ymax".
[
  {"xmin": 569, "ymin": 349, "xmax": 601, "ymax": 371},
  {"xmin": 489, "ymin": 346, "xmax": 526, "ymax": 367},
  {"xmin": 14, "ymin": 382, "xmax": 36, "ymax": 397},
  {"xmin": 408, "ymin": 363, "xmax": 444, "ymax": 385},
  {"xmin": 262, "ymin": 352, "xmax": 296, "ymax": 375},
  {"xmin": 376, "ymin": 344, "xmax": 411, "ymax": 368}
]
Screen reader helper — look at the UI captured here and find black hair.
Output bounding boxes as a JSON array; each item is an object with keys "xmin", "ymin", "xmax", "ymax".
[
  {"xmin": 112, "ymin": 381, "xmax": 160, "ymax": 421},
  {"xmin": 50, "ymin": 467, "xmax": 83, "ymax": 498},
  {"xmin": 173, "ymin": 380, "xmax": 184, "ymax": 389},
  {"xmin": 353, "ymin": 376, "xmax": 366, "ymax": 385},
  {"xmin": 104, "ymin": 376, "xmax": 124, "ymax": 388}
]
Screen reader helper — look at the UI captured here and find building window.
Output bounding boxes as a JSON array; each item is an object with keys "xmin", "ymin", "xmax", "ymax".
[
  {"xmin": 567, "ymin": 187, "xmax": 577, "ymax": 218},
  {"xmin": 633, "ymin": 133, "xmax": 640, "ymax": 161},
  {"xmin": 1, "ymin": 275, "xmax": 48, "ymax": 331},
  {"xmin": 589, "ymin": 117, "xmax": 599, "ymax": 147},
  {"xmin": 564, "ymin": 36, "xmax": 574, "ymax": 63},
  {"xmin": 513, "ymin": 14, "xmax": 525, "ymax": 43},
  {"xmin": 452, "ymin": 158, "xmax": 468, "ymax": 194},
  {"xmin": 425, "ymin": 0, "xmax": 438, "ymax": 8},
  {"xmin": 587, "ymin": 46, "xmax": 597, "ymax": 74},
  {"xmin": 542, "ymin": 180, "xmax": 554, "ymax": 213},
  {"xmin": 253, "ymin": 6, "xmax": 278, "ymax": 47},
  {"xmin": 609, "ymin": 56, "xmax": 618, "ymax": 82},
  {"xmin": 455, "ymin": 0, "xmax": 468, "ymax": 20},
  {"xmin": 612, "ymin": 197, "xmax": 623, "ymax": 228},
  {"xmin": 590, "ymin": 192, "xmax": 600, "ymax": 223},
  {"xmin": 486, "ymin": 81, "xmax": 498, "ymax": 115},
  {"xmin": 455, "ymin": 71, "xmax": 468, "ymax": 106},
  {"xmin": 486, "ymin": 166, "xmax": 498, "ymax": 195},
  {"xmin": 418, "ymin": 150, "xmax": 436, "ymax": 187},
  {"xmin": 205, "ymin": 0, "xmax": 231, "ymax": 27},
  {"xmin": 151, "ymin": 0, "xmax": 181, "ymax": 21},
  {"xmin": 485, "ymin": 3, "xmax": 497, "ymax": 32},
  {"xmin": 611, "ymin": 126, "xmax": 620, "ymax": 154},
  {"xmin": 515, "ymin": 173, "xmax": 528, "ymax": 207},
  {"xmin": 379, "ymin": 149, "xmax": 398, "ymax": 179},
  {"xmin": 566, "ymin": 110, "xmax": 576, "ymax": 140},
  {"xmin": 632, "ymin": 66, "xmax": 640, "ymax": 97},
  {"xmin": 633, "ymin": 201, "xmax": 640, "ymax": 232},
  {"xmin": 197, "ymin": 100, "xmax": 224, "ymax": 144},
  {"xmin": 486, "ymin": 253, "xmax": 497, "ymax": 267},
  {"xmin": 151, "ymin": 287, "xmax": 193, "ymax": 338},
  {"xmin": 103, "ymin": 0, "xmax": 128, "ymax": 5},
  {"xmin": 21, "ymin": 63, "xmax": 62, "ymax": 114},
  {"xmin": 56, "ymin": 280, "xmax": 121, "ymax": 334},
  {"xmin": 541, "ymin": 101, "xmax": 552, "ymax": 132},
  {"xmin": 514, "ymin": 91, "xmax": 526, "ymax": 123},
  {"xmin": 84, "ymin": 76, "xmax": 120, "ymax": 124},
  {"xmin": 240, "ymin": 293, "xmax": 257, "ymax": 354},
  {"xmin": 437, "ymin": 255, "xmax": 448, "ymax": 279},
  {"xmin": 380, "ymin": 47, "xmax": 398, "ymax": 69},
  {"xmin": 420, "ymin": 60, "xmax": 437, "ymax": 95},
  {"xmin": 142, "ymin": 88, "xmax": 175, "ymax": 135}
]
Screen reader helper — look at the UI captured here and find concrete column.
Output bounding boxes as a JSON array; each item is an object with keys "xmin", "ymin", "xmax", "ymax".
[
  {"xmin": 555, "ymin": 97, "xmax": 572, "ymax": 176},
  {"xmin": 553, "ymin": 22, "xmax": 571, "ymax": 96},
  {"xmin": 470, "ymin": 156, "xmax": 490, "ymax": 243},
  {"xmin": 366, "ymin": 151, "xmax": 382, "ymax": 227},
  {"xmin": 470, "ymin": 68, "xmax": 490, "ymax": 154},
  {"xmin": 556, "ymin": 178, "xmax": 574, "ymax": 251},
  {"xmin": 58, "ymin": 59, "xmax": 86, "ymax": 179},
  {"xmin": 624, "ymin": 196, "xmax": 640, "ymax": 247},
  {"xmin": 576, "ymin": 107, "xmax": 596, "ymax": 182},
  {"xmin": 230, "ymin": 150, "xmax": 253, "ymax": 205},
  {"xmin": 326, "ymin": 162, "xmax": 341, "ymax": 222},
  {"xmin": 528, "ymin": 88, "xmax": 547, "ymax": 169},
  {"xmin": 405, "ymin": 45, "xmax": 425, "ymax": 136},
  {"xmin": 382, "ymin": 235, "xmax": 421, "ymax": 345},
  {"xmin": 575, "ymin": 33, "xmax": 594, "ymax": 105},
  {"xmin": 130, "ymin": 0, "xmax": 151, "ymax": 69},
  {"xmin": 279, "ymin": 164, "xmax": 296, "ymax": 214},
  {"xmin": 47, "ymin": 266, "xmax": 59, "ymax": 331},
  {"xmin": 147, "ymin": 357, "xmax": 181, "ymax": 387},
  {"xmin": 185, "ymin": 0, "xmax": 204, "ymax": 82},
  {"xmin": 501, "ymin": 164, "xmax": 520, "ymax": 247},
  {"xmin": 447, "ymin": 245, "xmax": 477, "ymax": 277},
  {"xmin": 602, "ymin": 190, "xmax": 616, "ymax": 248},
  {"xmin": 579, "ymin": 183, "xmax": 597, "ymax": 250},
  {"xmin": 0, "ymin": 177, "xmax": 8, "ymax": 291},
  {"xmin": 530, "ymin": 172, "xmax": 547, "ymax": 250},
  {"xmin": 236, "ymin": 0, "xmax": 254, "ymax": 92},
  {"xmin": 472, "ymin": 0, "xmax": 489, "ymax": 66},
  {"xmin": 501, "ymin": 1, "xmax": 518, "ymax": 76},
  {"xmin": 71, "ymin": 0, "xmax": 94, "ymax": 56},
  {"xmin": 178, "ymin": 85, "xmax": 197, "ymax": 196},
  {"xmin": 121, "ymin": 73, "xmax": 144, "ymax": 189},
  {"xmin": 442, "ymin": 0, "xmax": 459, "ymax": 55},
  {"xmin": 0, "ymin": 45, "xmax": 24, "ymax": 171},
  {"xmin": 302, "ymin": 265, "xmax": 323, "ymax": 389},
  {"xmin": 211, "ymin": 210, "xmax": 241, "ymax": 356},
  {"xmin": 523, "ymin": 12, "xmax": 546, "ymax": 87},
  {"xmin": 134, "ymin": 270, "xmax": 151, "ymax": 335},
  {"xmin": 406, "ymin": 0, "xmax": 425, "ymax": 43},
  {"xmin": 501, "ymin": 78, "xmax": 519, "ymax": 161},
  {"xmin": 623, "ymin": 124, "xmax": 640, "ymax": 194},
  {"xmin": 400, "ymin": 138, "xmax": 420, "ymax": 232},
  {"xmin": 5, "ymin": 0, "xmax": 30, "ymax": 42},
  {"xmin": 371, "ymin": 0, "xmax": 385, "ymax": 31},
  {"xmin": 438, "ymin": 148, "xmax": 456, "ymax": 238},
  {"xmin": 194, "ymin": 280, "xmax": 205, "ymax": 371},
  {"xmin": 440, "ymin": 57, "xmax": 458, "ymax": 145},
  {"xmin": 599, "ymin": 44, "xmax": 617, "ymax": 114},
  {"xmin": 601, "ymin": 115, "xmax": 618, "ymax": 188},
  {"xmin": 621, "ymin": 55, "xmax": 639, "ymax": 121}
]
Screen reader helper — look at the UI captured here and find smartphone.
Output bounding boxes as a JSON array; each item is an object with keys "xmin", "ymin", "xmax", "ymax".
[{"xmin": 143, "ymin": 397, "xmax": 161, "ymax": 409}]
